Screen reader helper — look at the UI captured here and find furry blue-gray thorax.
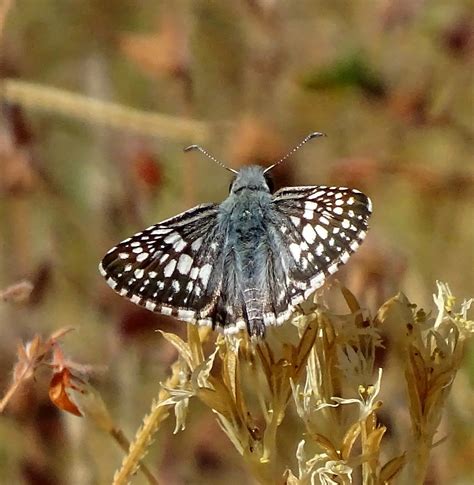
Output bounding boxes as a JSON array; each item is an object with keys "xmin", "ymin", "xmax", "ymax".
[{"xmin": 229, "ymin": 165, "xmax": 273, "ymax": 195}]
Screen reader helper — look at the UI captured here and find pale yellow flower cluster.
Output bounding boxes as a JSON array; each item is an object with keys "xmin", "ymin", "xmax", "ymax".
[{"xmin": 111, "ymin": 282, "xmax": 472, "ymax": 485}]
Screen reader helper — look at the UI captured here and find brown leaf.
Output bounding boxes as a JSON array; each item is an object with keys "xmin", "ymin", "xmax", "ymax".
[{"xmin": 48, "ymin": 368, "xmax": 84, "ymax": 417}]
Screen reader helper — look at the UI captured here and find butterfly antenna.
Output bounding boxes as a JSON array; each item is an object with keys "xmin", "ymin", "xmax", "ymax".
[
  {"xmin": 184, "ymin": 144, "xmax": 238, "ymax": 174},
  {"xmin": 263, "ymin": 131, "xmax": 326, "ymax": 174}
]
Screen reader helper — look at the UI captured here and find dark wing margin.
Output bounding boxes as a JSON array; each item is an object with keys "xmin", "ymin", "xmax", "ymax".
[
  {"xmin": 270, "ymin": 185, "xmax": 372, "ymax": 319},
  {"xmin": 99, "ymin": 203, "xmax": 224, "ymax": 326}
]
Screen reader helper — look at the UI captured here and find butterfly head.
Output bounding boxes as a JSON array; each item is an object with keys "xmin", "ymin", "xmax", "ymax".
[
  {"xmin": 229, "ymin": 165, "xmax": 274, "ymax": 194},
  {"xmin": 185, "ymin": 132, "xmax": 326, "ymax": 196}
]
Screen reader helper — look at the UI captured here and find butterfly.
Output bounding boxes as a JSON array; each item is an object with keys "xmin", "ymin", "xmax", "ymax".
[{"xmin": 99, "ymin": 133, "xmax": 372, "ymax": 338}]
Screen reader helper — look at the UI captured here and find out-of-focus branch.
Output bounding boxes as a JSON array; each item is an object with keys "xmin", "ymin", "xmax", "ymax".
[{"xmin": 0, "ymin": 79, "xmax": 210, "ymax": 142}]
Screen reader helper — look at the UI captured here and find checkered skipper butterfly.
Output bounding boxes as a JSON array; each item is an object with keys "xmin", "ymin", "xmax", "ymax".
[{"xmin": 99, "ymin": 133, "xmax": 372, "ymax": 337}]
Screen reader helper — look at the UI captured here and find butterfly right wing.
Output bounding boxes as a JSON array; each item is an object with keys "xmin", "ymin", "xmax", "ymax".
[
  {"xmin": 263, "ymin": 184, "xmax": 372, "ymax": 325},
  {"xmin": 99, "ymin": 203, "xmax": 225, "ymax": 326}
]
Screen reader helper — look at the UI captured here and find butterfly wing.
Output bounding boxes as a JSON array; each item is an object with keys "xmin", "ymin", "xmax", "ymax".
[
  {"xmin": 99, "ymin": 203, "xmax": 225, "ymax": 326},
  {"xmin": 267, "ymin": 185, "xmax": 372, "ymax": 321},
  {"xmin": 100, "ymin": 185, "xmax": 372, "ymax": 336}
]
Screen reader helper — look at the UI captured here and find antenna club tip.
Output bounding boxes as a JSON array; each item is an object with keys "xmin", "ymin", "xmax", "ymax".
[
  {"xmin": 183, "ymin": 144, "xmax": 199, "ymax": 152},
  {"xmin": 308, "ymin": 131, "xmax": 327, "ymax": 139}
]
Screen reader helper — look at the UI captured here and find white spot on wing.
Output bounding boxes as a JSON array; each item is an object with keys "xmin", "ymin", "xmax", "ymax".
[
  {"xmin": 327, "ymin": 263, "xmax": 339, "ymax": 274},
  {"xmin": 173, "ymin": 238, "xmax": 187, "ymax": 252},
  {"xmin": 191, "ymin": 237, "xmax": 203, "ymax": 251},
  {"xmin": 199, "ymin": 264, "xmax": 212, "ymax": 286},
  {"xmin": 136, "ymin": 252, "xmax": 149, "ymax": 262},
  {"xmin": 152, "ymin": 228, "xmax": 172, "ymax": 235},
  {"xmin": 161, "ymin": 305, "xmax": 172, "ymax": 316},
  {"xmin": 107, "ymin": 277, "xmax": 117, "ymax": 289},
  {"xmin": 145, "ymin": 301, "xmax": 156, "ymax": 311},
  {"xmin": 177, "ymin": 254, "xmax": 193, "ymax": 275},
  {"xmin": 289, "ymin": 243, "xmax": 302, "ymax": 262},
  {"xmin": 302, "ymin": 224, "xmax": 316, "ymax": 244},
  {"xmin": 340, "ymin": 251, "xmax": 350, "ymax": 263},
  {"xmin": 350, "ymin": 240, "xmax": 360, "ymax": 251},
  {"xmin": 308, "ymin": 190, "xmax": 325, "ymax": 199},
  {"xmin": 315, "ymin": 225, "xmax": 328, "ymax": 239},
  {"xmin": 316, "ymin": 242, "xmax": 324, "ymax": 256},
  {"xmin": 164, "ymin": 259, "xmax": 177, "ymax": 277},
  {"xmin": 178, "ymin": 309, "xmax": 195, "ymax": 321},
  {"xmin": 367, "ymin": 197, "xmax": 373, "ymax": 212},
  {"xmin": 190, "ymin": 267, "xmax": 199, "ymax": 280},
  {"xmin": 290, "ymin": 216, "xmax": 301, "ymax": 227}
]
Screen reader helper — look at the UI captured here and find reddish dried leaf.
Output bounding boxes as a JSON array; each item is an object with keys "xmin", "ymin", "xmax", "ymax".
[{"xmin": 49, "ymin": 368, "xmax": 83, "ymax": 417}]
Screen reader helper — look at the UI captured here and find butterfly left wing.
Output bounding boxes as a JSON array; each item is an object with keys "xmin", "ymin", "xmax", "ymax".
[
  {"xmin": 268, "ymin": 185, "xmax": 372, "ymax": 320},
  {"xmin": 99, "ymin": 203, "xmax": 225, "ymax": 326}
]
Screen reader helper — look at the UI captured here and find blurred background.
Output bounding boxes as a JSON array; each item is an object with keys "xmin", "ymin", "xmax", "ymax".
[{"xmin": 0, "ymin": 1, "xmax": 473, "ymax": 483}]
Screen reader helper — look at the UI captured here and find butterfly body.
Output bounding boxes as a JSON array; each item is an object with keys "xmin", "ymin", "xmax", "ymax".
[
  {"xmin": 218, "ymin": 166, "xmax": 280, "ymax": 336},
  {"xmin": 100, "ymin": 158, "xmax": 372, "ymax": 338}
]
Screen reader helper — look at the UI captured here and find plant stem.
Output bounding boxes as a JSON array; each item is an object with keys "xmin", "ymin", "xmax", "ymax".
[{"xmin": 112, "ymin": 371, "xmax": 180, "ymax": 485}]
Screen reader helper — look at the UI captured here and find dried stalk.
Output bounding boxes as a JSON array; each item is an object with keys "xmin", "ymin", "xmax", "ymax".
[{"xmin": 0, "ymin": 79, "xmax": 210, "ymax": 141}]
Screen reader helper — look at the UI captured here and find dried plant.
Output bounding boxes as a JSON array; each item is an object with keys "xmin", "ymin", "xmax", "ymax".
[
  {"xmin": 0, "ymin": 322, "xmax": 160, "ymax": 484},
  {"xmin": 2, "ymin": 280, "xmax": 470, "ymax": 484},
  {"xmin": 112, "ymin": 281, "xmax": 472, "ymax": 484},
  {"xmin": 0, "ymin": 327, "xmax": 72, "ymax": 413}
]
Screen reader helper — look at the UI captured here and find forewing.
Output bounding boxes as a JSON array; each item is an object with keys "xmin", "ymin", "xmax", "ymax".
[
  {"xmin": 99, "ymin": 203, "xmax": 223, "ymax": 325},
  {"xmin": 272, "ymin": 185, "xmax": 372, "ymax": 312}
]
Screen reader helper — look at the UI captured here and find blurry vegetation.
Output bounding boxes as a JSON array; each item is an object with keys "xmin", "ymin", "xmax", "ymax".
[{"xmin": 0, "ymin": 1, "xmax": 473, "ymax": 484}]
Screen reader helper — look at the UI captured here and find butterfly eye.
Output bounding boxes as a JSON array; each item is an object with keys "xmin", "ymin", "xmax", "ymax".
[{"xmin": 264, "ymin": 174, "xmax": 274, "ymax": 193}]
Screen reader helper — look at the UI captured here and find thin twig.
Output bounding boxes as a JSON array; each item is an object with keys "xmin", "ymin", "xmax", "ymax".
[{"xmin": 0, "ymin": 79, "xmax": 210, "ymax": 141}]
